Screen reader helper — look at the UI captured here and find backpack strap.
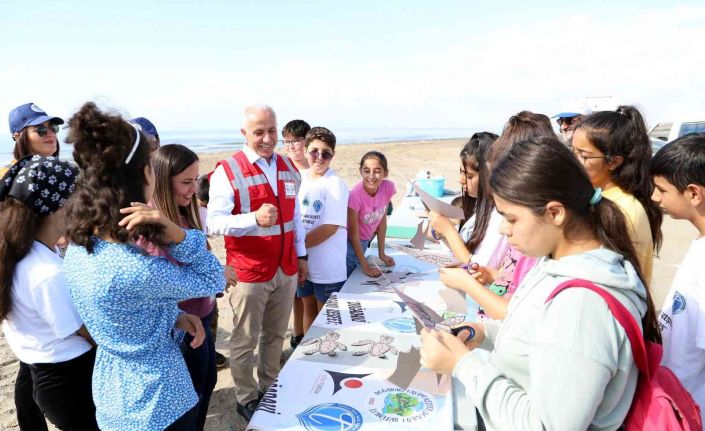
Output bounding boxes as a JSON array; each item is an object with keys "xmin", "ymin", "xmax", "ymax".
[{"xmin": 545, "ymin": 279, "xmax": 650, "ymax": 378}]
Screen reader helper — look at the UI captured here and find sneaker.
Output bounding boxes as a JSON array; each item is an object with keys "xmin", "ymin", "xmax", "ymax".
[
  {"xmin": 215, "ymin": 351, "xmax": 228, "ymax": 369},
  {"xmin": 290, "ymin": 334, "xmax": 303, "ymax": 349},
  {"xmin": 236, "ymin": 399, "xmax": 259, "ymax": 421}
]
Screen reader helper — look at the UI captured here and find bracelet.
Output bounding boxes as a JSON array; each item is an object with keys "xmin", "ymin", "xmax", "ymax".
[
  {"xmin": 431, "ymin": 228, "xmax": 443, "ymax": 241},
  {"xmin": 298, "ymin": 255, "xmax": 308, "ymax": 261}
]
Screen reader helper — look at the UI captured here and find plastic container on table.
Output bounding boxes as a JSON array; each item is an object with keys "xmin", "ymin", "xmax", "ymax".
[{"xmin": 416, "ymin": 176, "xmax": 445, "ymax": 198}]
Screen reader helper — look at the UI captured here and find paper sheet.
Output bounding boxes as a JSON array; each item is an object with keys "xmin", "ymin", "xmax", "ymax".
[{"xmin": 412, "ymin": 181, "xmax": 464, "ymax": 220}]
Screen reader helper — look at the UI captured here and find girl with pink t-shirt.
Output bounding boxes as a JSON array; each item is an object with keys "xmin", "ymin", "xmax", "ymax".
[{"xmin": 347, "ymin": 151, "xmax": 396, "ymax": 277}]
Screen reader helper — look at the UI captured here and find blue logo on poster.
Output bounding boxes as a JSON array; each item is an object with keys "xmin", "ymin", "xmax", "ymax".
[
  {"xmin": 384, "ymin": 317, "xmax": 416, "ymax": 333},
  {"xmin": 297, "ymin": 403, "xmax": 363, "ymax": 431},
  {"xmin": 672, "ymin": 292, "xmax": 686, "ymax": 314},
  {"xmin": 313, "ymin": 200, "xmax": 323, "ymax": 212}
]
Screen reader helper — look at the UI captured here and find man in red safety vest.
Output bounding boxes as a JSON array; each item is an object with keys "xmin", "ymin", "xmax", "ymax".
[{"xmin": 207, "ymin": 105, "xmax": 308, "ymax": 421}]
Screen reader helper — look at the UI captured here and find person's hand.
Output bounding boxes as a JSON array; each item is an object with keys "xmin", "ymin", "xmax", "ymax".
[
  {"xmin": 452, "ymin": 322, "xmax": 485, "ymax": 351},
  {"xmin": 378, "ymin": 253, "xmax": 395, "ymax": 267},
  {"xmin": 255, "ymin": 204, "xmax": 278, "ymax": 227},
  {"xmin": 223, "ymin": 265, "xmax": 237, "ymax": 291},
  {"xmin": 176, "ymin": 313, "xmax": 205, "ymax": 349},
  {"xmin": 420, "ymin": 328, "xmax": 471, "ymax": 374},
  {"xmin": 428, "ymin": 211, "xmax": 454, "ymax": 237},
  {"xmin": 471, "ymin": 265, "xmax": 498, "ymax": 285},
  {"xmin": 439, "ymin": 267, "xmax": 475, "ymax": 293},
  {"xmin": 119, "ymin": 202, "xmax": 185, "ymax": 243},
  {"xmin": 119, "ymin": 202, "xmax": 168, "ymax": 230},
  {"xmin": 361, "ymin": 262, "xmax": 382, "ymax": 277},
  {"xmin": 297, "ymin": 259, "xmax": 308, "ymax": 284}
]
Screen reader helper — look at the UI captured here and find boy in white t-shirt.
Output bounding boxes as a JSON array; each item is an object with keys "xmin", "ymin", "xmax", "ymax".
[
  {"xmin": 296, "ymin": 127, "xmax": 350, "ymax": 333},
  {"xmin": 651, "ymin": 133, "xmax": 705, "ymax": 423}
]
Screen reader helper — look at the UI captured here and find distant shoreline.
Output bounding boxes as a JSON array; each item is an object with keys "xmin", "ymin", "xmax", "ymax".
[{"xmin": 0, "ymin": 137, "xmax": 472, "ymax": 166}]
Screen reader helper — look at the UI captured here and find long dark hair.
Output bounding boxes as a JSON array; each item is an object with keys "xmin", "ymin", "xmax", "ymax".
[
  {"xmin": 152, "ymin": 144, "xmax": 202, "ymax": 230},
  {"xmin": 0, "ymin": 199, "xmax": 42, "ymax": 322},
  {"xmin": 65, "ymin": 102, "xmax": 166, "ymax": 253},
  {"xmin": 467, "ymin": 112, "xmax": 554, "ymax": 253},
  {"xmin": 576, "ymin": 105, "xmax": 663, "ymax": 251},
  {"xmin": 458, "ymin": 132, "xmax": 497, "ymax": 228},
  {"xmin": 13, "ymin": 128, "xmax": 60, "ymax": 160},
  {"xmin": 490, "ymin": 135, "xmax": 660, "ymax": 343}
]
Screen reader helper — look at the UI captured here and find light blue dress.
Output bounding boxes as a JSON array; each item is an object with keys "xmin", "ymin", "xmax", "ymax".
[{"xmin": 64, "ymin": 229, "xmax": 225, "ymax": 431}]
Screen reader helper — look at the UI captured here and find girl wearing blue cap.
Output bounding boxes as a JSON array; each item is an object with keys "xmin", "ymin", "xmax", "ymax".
[
  {"xmin": 0, "ymin": 155, "xmax": 99, "ymax": 430},
  {"xmin": 2, "ymin": 103, "xmax": 64, "ymax": 177}
]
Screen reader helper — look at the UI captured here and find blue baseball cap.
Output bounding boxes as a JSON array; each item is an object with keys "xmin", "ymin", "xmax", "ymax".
[
  {"xmin": 553, "ymin": 111, "xmax": 582, "ymax": 119},
  {"xmin": 9, "ymin": 103, "xmax": 64, "ymax": 135},
  {"xmin": 130, "ymin": 117, "xmax": 159, "ymax": 141}
]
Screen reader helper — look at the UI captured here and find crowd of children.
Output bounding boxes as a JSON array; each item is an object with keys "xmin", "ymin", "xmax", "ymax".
[{"xmin": 0, "ymin": 100, "xmax": 703, "ymax": 430}]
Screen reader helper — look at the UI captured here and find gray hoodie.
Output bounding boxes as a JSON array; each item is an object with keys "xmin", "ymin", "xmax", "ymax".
[{"xmin": 453, "ymin": 248, "xmax": 647, "ymax": 430}]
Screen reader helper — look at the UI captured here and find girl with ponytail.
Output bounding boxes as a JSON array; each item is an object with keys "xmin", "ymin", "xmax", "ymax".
[
  {"xmin": 62, "ymin": 102, "xmax": 226, "ymax": 431},
  {"xmin": 420, "ymin": 136, "xmax": 660, "ymax": 430},
  {"xmin": 571, "ymin": 105, "xmax": 663, "ymax": 283}
]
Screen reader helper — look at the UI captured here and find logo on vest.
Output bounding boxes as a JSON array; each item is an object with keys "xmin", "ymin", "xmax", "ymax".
[
  {"xmin": 313, "ymin": 200, "xmax": 323, "ymax": 212},
  {"xmin": 296, "ymin": 403, "xmax": 363, "ymax": 431},
  {"xmin": 303, "ymin": 197, "xmax": 310, "ymax": 206}
]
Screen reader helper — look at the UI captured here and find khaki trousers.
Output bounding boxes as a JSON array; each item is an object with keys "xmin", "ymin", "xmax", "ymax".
[{"xmin": 228, "ymin": 267, "xmax": 296, "ymax": 404}]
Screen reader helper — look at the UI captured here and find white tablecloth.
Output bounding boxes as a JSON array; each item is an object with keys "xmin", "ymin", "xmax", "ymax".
[{"xmin": 247, "ymin": 240, "xmax": 484, "ymax": 430}]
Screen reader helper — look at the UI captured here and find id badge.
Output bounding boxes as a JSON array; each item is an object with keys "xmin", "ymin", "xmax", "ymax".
[{"xmin": 284, "ymin": 181, "xmax": 296, "ymax": 198}]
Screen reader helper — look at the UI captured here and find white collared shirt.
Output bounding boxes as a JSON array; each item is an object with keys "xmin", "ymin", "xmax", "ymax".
[{"xmin": 207, "ymin": 145, "xmax": 306, "ymax": 257}]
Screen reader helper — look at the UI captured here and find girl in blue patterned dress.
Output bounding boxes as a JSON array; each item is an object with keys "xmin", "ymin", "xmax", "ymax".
[{"xmin": 62, "ymin": 103, "xmax": 225, "ymax": 431}]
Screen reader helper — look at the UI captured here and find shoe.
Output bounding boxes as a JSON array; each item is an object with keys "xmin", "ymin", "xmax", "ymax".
[
  {"xmin": 236, "ymin": 399, "xmax": 259, "ymax": 421},
  {"xmin": 215, "ymin": 351, "xmax": 228, "ymax": 369},
  {"xmin": 290, "ymin": 334, "xmax": 303, "ymax": 349}
]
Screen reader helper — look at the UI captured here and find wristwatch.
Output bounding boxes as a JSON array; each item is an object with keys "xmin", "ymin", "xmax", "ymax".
[{"xmin": 298, "ymin": 255, "xmax": 308, "ymax": 261}]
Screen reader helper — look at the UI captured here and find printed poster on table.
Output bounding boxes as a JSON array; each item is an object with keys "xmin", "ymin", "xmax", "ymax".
[{"xmin": 247, "ymin": 360, "xmax": 453, "ymax": 431}]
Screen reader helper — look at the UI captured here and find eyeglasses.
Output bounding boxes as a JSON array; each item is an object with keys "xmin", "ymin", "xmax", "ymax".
[
  {"xmin": 569, "ymin": 145, "xmax": 609, "ymax": 163},
  {"xmin": 557, "ymin": 117, "xmax": 576, "ymax": 127},
  {"xmin": 282, "ymin": 138, "xmax": 304, "ymax": 148},
  {"xmin": 32, "ymin": 124, "xmax": 60, "ymax": 137},
  {"xmin": 307, "ymin": 148, "xmax": 334, "ymax": 161}
]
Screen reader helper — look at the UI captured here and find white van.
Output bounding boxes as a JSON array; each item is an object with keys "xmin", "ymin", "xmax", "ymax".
[{"xmin": 649, "ymin": 119, "xmax": 705, "ymax": 149}]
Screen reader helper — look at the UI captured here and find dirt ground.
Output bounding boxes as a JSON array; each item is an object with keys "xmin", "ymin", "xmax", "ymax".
[{"xmin": 0, "ymin": 138, "xmax": 694, "ymax": 430}]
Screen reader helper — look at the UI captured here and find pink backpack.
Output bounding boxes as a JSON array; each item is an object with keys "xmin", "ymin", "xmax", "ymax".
[{"xmin": 547, "ymin": 279, "xmax": 702, "ymax": 431}]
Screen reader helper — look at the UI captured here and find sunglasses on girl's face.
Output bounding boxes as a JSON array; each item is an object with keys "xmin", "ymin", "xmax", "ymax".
[
  {"xmin": 307, "ymin": 148, "xmax": 334, "ymax": 161},
  {"xmin": 32, "ymin": 124, "xmax": 60, "ymax": 137}
]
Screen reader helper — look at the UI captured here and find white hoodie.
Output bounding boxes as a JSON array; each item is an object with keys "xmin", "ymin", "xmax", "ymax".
[{"xmin": 453, "ymin": 248, "xmax": 647, "ymax": 430}]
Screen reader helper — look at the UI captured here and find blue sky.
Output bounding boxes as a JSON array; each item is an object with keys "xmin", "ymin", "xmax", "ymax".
[{"xmin": 1, "ymin": 0, "xmax": 703, "ymax": 137}]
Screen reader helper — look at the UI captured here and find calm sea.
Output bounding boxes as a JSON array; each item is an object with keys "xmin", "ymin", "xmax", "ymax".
[{"xmin": 0, "ymin": 127, "xmax": 478, "ymax": 165}]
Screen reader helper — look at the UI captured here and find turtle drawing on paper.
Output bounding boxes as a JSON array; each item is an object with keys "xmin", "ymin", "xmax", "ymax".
[
  {"xmin": 351, "ymin": 335, "xmax": 399, "ymax": 358},
  {"xmin": 300, "ymin": 331, "xmax": 348, "ymax": 356},
  {"xmin": 360, "ymin": 270, "xmax": 424, "ymax": 288}
]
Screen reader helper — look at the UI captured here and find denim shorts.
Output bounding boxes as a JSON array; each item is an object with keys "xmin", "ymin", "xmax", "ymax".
[
  {"xmin": 297, "ymin": 280, "xmax": 345, "ymax": 303},
  {"xmin": 346, "ymin": 239, "xmax": 371, "ymax": 277}
]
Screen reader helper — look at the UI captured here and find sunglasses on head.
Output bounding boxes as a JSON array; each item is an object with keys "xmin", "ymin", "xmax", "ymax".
[
  {"xmin": 32, "ymin": 124, "xmax": 60, "ymax": 137},
  {"xmin": 307, "ymin": 148, "xmax": 334, "ymax": 161}
]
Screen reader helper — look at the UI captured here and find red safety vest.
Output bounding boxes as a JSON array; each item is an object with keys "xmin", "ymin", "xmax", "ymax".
[{"xmin": 216, "ymin": 151, "xmax": 301, "ymax": 283}]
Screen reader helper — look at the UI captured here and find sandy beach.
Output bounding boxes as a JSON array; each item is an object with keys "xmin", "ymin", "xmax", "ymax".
[{"xmin": 0, "ymin": 138, "xmax": 696, "ymax": 431}]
